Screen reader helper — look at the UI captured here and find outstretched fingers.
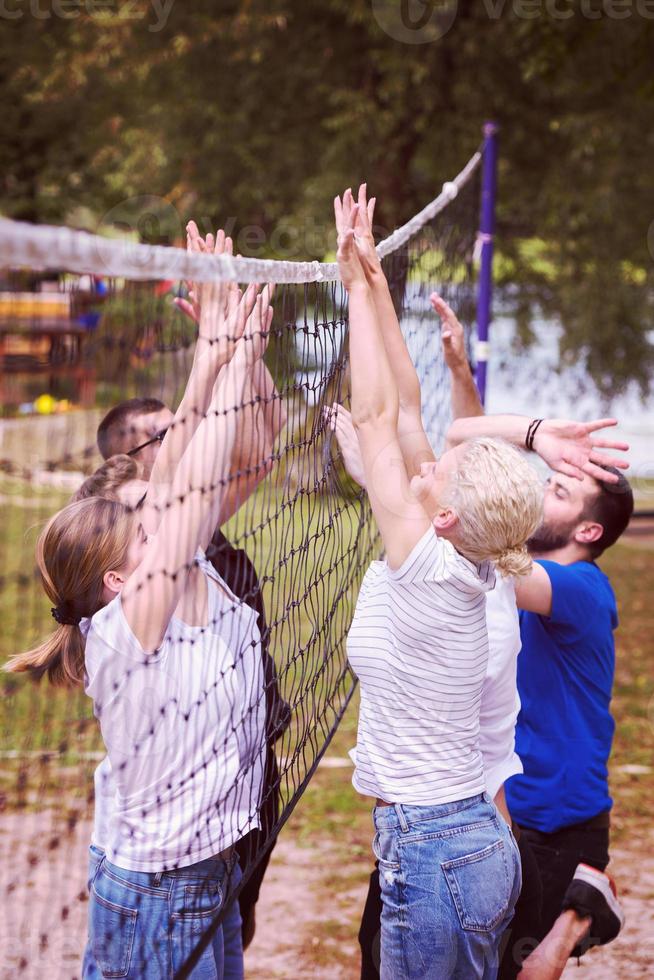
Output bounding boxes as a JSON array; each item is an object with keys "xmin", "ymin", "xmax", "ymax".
[
  {"xmin": 588, "ymin": 450, "xmax": 630, "ymax": 471},
  {"xmin": 430, "ymin": 293, "xmax": 456, "ymax": 323},
  {"xmin": 583, "ymin": 418, "xmax": 620, "ymax": 434},
  {"xmin": 558, "ymin": 461, "xmax": 586, "ymax": 480},
  {"xmin": 582, "ymin": 461, "xmax": 622, "ymax": 483},
  {"xmin": 242, "ymin": 291, "xmax": 272, "ymax": 361},
  {"xmin": 368, "ymin": 196, "xmax": 376, "ymax": 227},
  {"xmin": 590, "ymin": 436, "xmax": 630, "ymax": 452},
  {"xmin": 560, "ymin": 445, "xmax": 626, "ymax": 484},
  {"xmin": 335, "ymin": 189, "xmax": 355, "ymax": 236},
  {"xmin": 334, "ymin": 194, "xmax": 344, "ymax": 235},
  {"xmin": 356, "ymin": 183, "xmax": 372, "ymax": 234}
]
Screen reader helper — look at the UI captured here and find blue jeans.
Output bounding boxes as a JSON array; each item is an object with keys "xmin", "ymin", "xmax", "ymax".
[
  {"xmin": 82, "ymin": 846, "xmax": 243, "ymax": 979},
  {"xmin": 372, "ymin": 793, "xmax": 521, "ymax": 980}
]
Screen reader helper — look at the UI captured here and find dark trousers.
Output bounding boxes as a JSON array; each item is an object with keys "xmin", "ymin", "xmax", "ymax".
[
  {"xmin": 497, "ymin": 830, "xmax": 543, "ymax": 979},
  {"xmin": 519, "ymin": 817, "xmax": 610, "ymax": 939},
  {"xmin": 235, "ymin": 749, "xmax": 281, "ymax": 940},
  {"xmin": 358, "ymin": 817, "xmax": 609, "ymax": 980}
]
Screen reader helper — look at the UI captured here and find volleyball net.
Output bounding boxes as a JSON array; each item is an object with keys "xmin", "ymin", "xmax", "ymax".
[{"xmin": 0, "ymin": 151, "xmax": 481, "ymax": 978}]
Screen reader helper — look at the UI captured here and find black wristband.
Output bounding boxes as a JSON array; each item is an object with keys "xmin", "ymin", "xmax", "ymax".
[{"xmin": 526, "ymin": 418, "xmax": 544, "ymax": 452}]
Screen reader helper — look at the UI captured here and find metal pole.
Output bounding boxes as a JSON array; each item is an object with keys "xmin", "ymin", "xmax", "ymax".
[{"xmin": 475, "ymin": 121, "xmax": 499, "ymax": 406}]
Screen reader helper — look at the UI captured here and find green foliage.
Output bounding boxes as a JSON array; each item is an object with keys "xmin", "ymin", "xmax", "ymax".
[{"xmin": 1, "ymin": 1, "xmax": 653, "ymax": 392}]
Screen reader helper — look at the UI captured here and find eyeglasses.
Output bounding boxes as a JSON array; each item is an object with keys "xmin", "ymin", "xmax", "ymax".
[{"xmin": 126, "ymin": 428, "xmax": 168, "ymax": 457}]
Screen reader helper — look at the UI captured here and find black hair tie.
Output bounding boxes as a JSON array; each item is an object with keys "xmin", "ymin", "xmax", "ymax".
[
  {"xmin": 51, "ymin": 604, "xmax": 82, "ymax": 627},
  {"xmin": 525, "ymin": 418, "xmax": 544, "ymax": 452}
]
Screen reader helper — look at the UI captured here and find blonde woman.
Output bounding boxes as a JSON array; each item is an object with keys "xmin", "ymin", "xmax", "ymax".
[
  {"xmin": 6, "ymin": 265, "xmax": 272, "ymax": 980},
  {"xmin": 335, "ymin": 187, "xmax": 543, "ymax": 980}
]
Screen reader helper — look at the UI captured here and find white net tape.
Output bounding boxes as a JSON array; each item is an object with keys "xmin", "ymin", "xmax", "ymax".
[{"xmin": 0, "ymin": 153, "xmax": 480, "ymax": 284}]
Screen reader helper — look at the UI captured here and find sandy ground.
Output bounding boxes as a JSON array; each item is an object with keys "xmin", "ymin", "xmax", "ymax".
[
  {"xmin": 247, "ymin": 834, "xmax": 654, "ymax": 979},
  {"xmin": 1, "ymin": 806, "xmax": 652, "ymax": 980}
]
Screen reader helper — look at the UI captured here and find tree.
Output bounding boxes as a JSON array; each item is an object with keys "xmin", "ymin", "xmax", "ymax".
[{"xmin": 1, "ymin": 0, "xmax": 652, "ymax": 393}]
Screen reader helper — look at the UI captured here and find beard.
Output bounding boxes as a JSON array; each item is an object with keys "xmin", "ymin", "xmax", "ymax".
[{"xmin": 527, "ymin": 516, "xmax": 578, "ymax": 555}]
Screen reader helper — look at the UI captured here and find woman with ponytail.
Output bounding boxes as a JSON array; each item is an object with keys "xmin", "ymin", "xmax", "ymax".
[
  {"xmin": 6, "ymin": 248, "xmax": 273, "ymax": 980},
  {"xmin": 335, "ymin": 185, "xmax": 543, "ymax": 980},
  {"xmin": 6, "ymin": 497, "xmax": 136, "ymax": 687}
]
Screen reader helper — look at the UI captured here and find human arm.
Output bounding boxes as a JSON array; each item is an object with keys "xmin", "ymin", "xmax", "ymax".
[
  {"xmin": 149, "ymin": 226, "xmax": 254, "ymax": 494},
  {"xmin": 447, "ymin": 415, "xmax": 629, "ymax": 483},
  {"xmin": 514, "ymin": 562, "xmax": 553, "ymax": 616},
  {"xmin": 122, "ymin": 287, "xmax": 271, "ymax": 652},
  {"xmin": 215, "ymin": 357, "xmax": 287, "ymax": 524},
  {"xmin": 173, "ymin": 222, "xmax": 286, "ymax": 523},
  {"xmin": 325, "ymin": 291, "xmax": 482, "ymax": 489},
  {"xmin": 344, "ymin": 185, "xmax": 435, "ymax": 479},
  {"xmin": 335, "ymin": 194, "xmax": 430, "ymax": 568},
  {"xmin": 515, "ymin": 559, "xmax": 612, "ymax": 630},
  {"xmin": 429, "ymin": 293, "xmax": 484, "ymax": 421}
]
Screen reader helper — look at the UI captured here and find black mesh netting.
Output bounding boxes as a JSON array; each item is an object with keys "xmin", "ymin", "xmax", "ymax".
[{"xmin": 0, "ymin": 160, "xmax": 480, "ymax": 978}]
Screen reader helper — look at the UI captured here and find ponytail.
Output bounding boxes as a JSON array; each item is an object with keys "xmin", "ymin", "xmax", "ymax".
[
  {"xmin": 4, "ymin": 624, "xmax": 86, "ymax": 686},
  {"xmin": 493, "ymin": 545, "xmax": 533, "ymax": 579},
  {"xmin": 445, "ymin": 439, "xmax": 543, "ymax": 577},
  {"xmin": 3, "ymin": 497, "xmax": 133, "ymax": 688}
]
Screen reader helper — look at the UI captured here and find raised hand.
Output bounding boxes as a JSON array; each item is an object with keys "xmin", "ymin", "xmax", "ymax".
[
  {"xmin": 533, "ymin": 418, "xmax": 630, "ymax": 483},
  {"xmin": 324, "ymin": 403, "xmax": 366, "ymax": 488},
  {"xmin": 239, "ymin": 284, "xmax": 274, "ymax": 365},
  {"xmin": 351, "ymin": 184, "xmax": 381, "ymax": 280},
  {"xmin": 174, "ymin": 222, "xmax": 237, "ymax": 333},
  {"xmin": 430, "ymin": 293, "xmax": 468, "ymax": 372},
  {"xmin": 334, "ymin": 194, "xmax": 367, "ymax": 291},
  {"xmin": 199, "ymin": 271, "xmax": 258, "ymax": 363}
]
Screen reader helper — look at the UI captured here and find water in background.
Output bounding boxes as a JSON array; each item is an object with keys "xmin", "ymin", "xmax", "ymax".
[
  {"xmin": 485, "ymin": 315, "xmax": 654, "ymax": 486},
  {"xmin": 297, "ymin": 306, "xmax": 653, "ymax": 491}
]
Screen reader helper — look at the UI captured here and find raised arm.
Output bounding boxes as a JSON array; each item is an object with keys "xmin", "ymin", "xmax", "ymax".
[
  {"xmin": 447, "ymin": 415, "xmax": 629, "ymax": 484},
  {"xmin": 149, "ymin": 226, "xmax": 254, "ymax": 493},
  {"xmin": 122, "ymin": 286, "xmax": 271, "ymax": 652},
  {"xmin": 430, "ymin": 294, "xmax": 483, "ymax": 421},
  {"xmin": 214, "ymin": 352, "xmax": 287, "ymax": 524},
  {"xmin": 335, "ymin": 194, "xmax": 430, "ymax": 569},
  {"xmin": 344, "ymin": 185, "xmax": 435, "ymax": 479},
  {"xmin": 174, "ymin": 223, "xmax": 287, "ymax": 523}
]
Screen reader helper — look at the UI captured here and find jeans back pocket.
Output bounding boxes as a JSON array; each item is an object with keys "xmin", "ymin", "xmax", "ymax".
[
  {"xmin": 442, "ymin": 839, "xmax": 512, "ymax": 933},
  {"xmin": 89, "ymin": 888, "xmax": 137, "ymax": 978}
]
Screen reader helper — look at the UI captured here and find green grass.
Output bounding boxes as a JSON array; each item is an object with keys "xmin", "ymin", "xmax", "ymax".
[{"xmin": 601, "ymin": 542, "xmax": 654, "ymax": 840}]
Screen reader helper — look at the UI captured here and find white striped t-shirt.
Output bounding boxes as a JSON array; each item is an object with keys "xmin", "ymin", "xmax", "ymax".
[
  {"xmin": 84, "ymin": 553, "xmax": 265, "ymax": 872},
  {"xmin": 347, "ymin": 527, "xmax": 495, "ymax": 806}
]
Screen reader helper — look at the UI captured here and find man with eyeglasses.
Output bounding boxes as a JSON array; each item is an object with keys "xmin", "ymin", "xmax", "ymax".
[
  {"xmin": 95, "ymin": 356, "xmax": 290, "ymax": 950},
  {"xmin": 97, "ymin": 397, "xmax": 173, "ymax": 472}
]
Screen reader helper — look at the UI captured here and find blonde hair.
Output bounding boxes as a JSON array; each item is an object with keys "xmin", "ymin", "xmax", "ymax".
[
  {"xmin": 446, "ymin": 438, "xmax": 543, "ymax": 578},
  {"xmin": 4, "ymin": 497, "xmax": 134, "ymax": 686},
  {"xmin": 71, "ymin": 454, "xmax": 140, "ymax": 503}
]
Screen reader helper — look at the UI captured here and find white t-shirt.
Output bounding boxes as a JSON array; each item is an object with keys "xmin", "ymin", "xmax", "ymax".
[
  {"xmin": 84, "ymin": 553, "xmax": 265, "ymax": 872},
  {"xmin": 480, "ymin": 577, "xmax": 523, "ymax": 799},
  {"xmin": 347, "ymin": 527, "xmax": 495, "ymax": 806},
  {"xmin": 347, "ymin": 574, "xmax": 524, "ymax": 800}
]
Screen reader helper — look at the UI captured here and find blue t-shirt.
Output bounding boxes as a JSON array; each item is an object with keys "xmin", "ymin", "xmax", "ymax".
[{"xmin": 506, "ymin": 560, "xmax": 617, "ymax": 834}]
